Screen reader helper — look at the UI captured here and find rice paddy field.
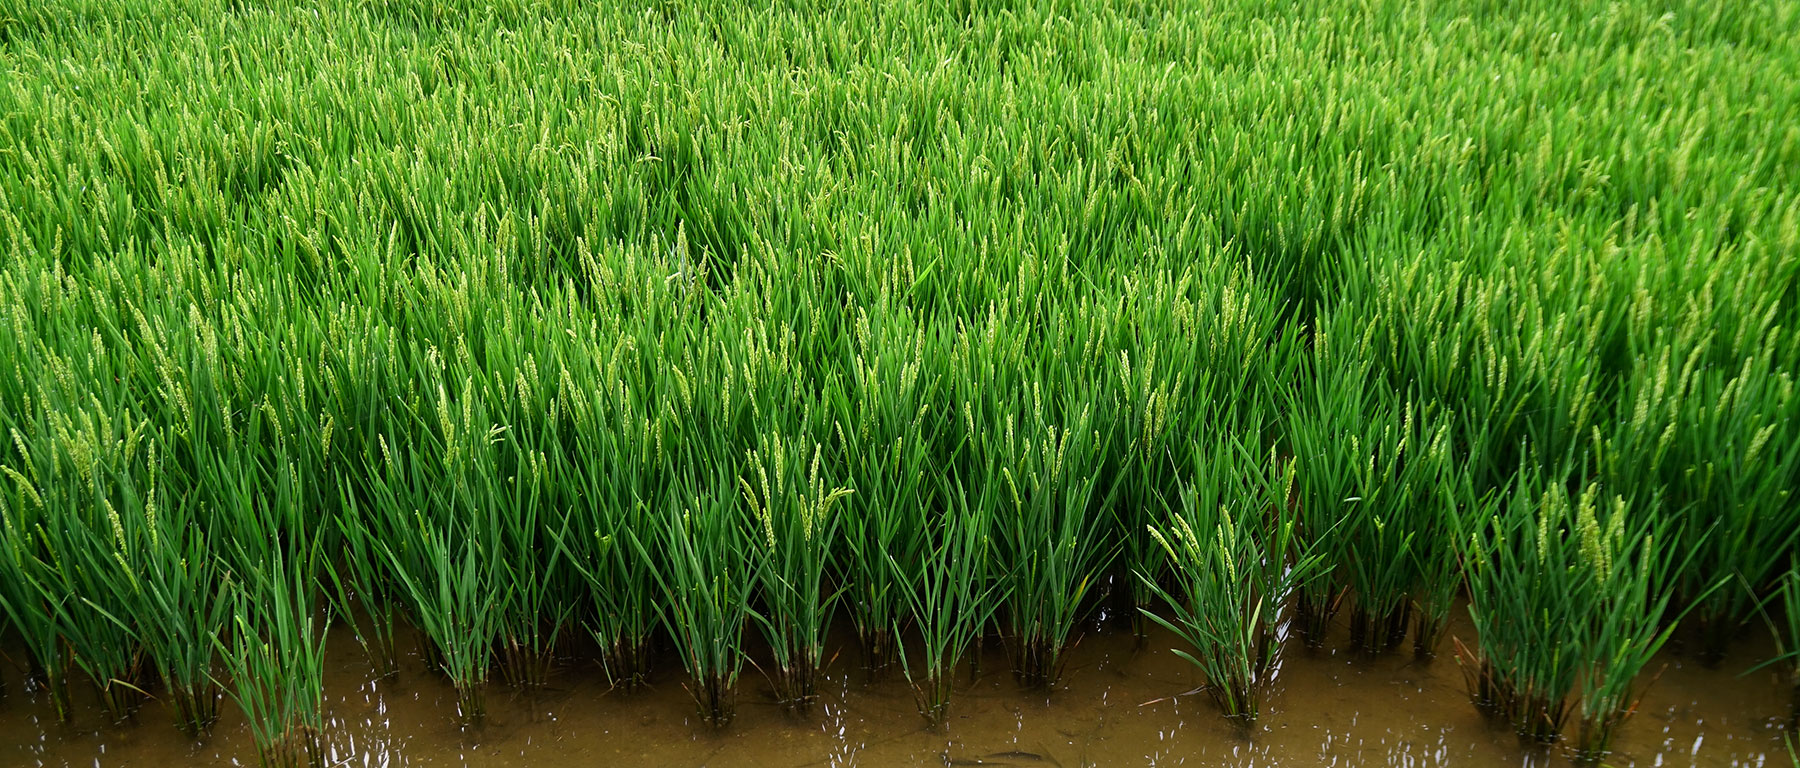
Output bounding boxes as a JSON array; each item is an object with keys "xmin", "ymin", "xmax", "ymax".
[{"xmin": 1, "ymin": 0, "xmax": 1798, "ymax": 766}]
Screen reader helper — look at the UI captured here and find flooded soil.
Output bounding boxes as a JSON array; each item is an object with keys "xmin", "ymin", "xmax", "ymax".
[{"xmin": 1, "ymin": 611, "xmax": 1792, "ymax": 767}]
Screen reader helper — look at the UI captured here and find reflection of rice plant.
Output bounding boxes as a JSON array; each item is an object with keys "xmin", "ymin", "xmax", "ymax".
[{"xmin": 1141, "ymin": 442, "xmax": 1324, "ymax": 727}]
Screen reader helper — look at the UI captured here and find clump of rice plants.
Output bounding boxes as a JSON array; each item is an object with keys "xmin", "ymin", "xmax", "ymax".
[
  {"xmin": 0, "ymin": 458, "xmax": 72, "ymax": 721},
  {"xmin": 491, "ymin": 462, "xmax": 572, "ymax": 692},
  {"xmin": 485, "ymin": 358, "xmax": 580, "ymax": 692},
  {"xmin": 12, "ymin": 408, "xmax": 159, "ymax": 722},
  {"xmin": 1600, "ymin": 326, "xmax": 1800, "ymax": 664},
  {"xmin": 378, "ymin": 503, "xmax": 502, "ymax": 725},
  {"xmin": 829, "ymin": 309, "xmax": 943, "ymax": 679},
  {"xmin": 644, "ymin": 470, "xmax": 758, "ymax": 727},
  {"xmin": 1106, "ymin": 261, "xmax": 1303, "ymax": 641},
  {"xmin": 549, "ymin": 342, "xmax": 672, "ymax": 692},
  {"xmin": 1108, "ymin": 344, "xmax": 1191, "ymax": 640},
  {"xmin": 561, "ymin": 493, "xmax": 660, "ymax": 691},
  {"xmin": 554, "ymin": 415, "xmax": 663, "ymax": 690},
  {"xmin": 1461, "ymin": 473, "xmax": 1680, "ymax": 756},
  {"xmin": 893, "ymin": 475, "xmax": 1005, "ymax": 727},
  {"xmin": 1413, "ymin": 462, "xmax": 1491, "ymax": 661},
  {"xmin": 119, "ymin": 484, "xmax": 233, "ymax": 735},
  {"xmin": 1140, "ymin": 440, "xmax": 1321, "ymax": 728},
  {"xmin": 365, "ymin": 394, "xmax": 506, "ymax": 726},
  {"xmin": 323, "ymin": 500, "xmax": 402, "ymax": 680},
  {"xmin": 1288, "ymin": 331, "xmax": 1456, "ymax": 657},
  {"xmin": 222, "ymin": 540, "xmax": 329, "ymax": 768},
  {"xmin": 986, "ymin": 396, "xmax": 1117, "ymax": 688},
  {"xmin": 741, "ymin": 432, "xmax": 853, "ymax": 711},
  {"xmin": 1567, "ymin": 504, "xmax": 1682, "ymax": 763}
]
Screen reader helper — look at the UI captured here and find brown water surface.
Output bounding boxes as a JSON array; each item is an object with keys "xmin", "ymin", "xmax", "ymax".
[{"xmin": 1, "ymin": 613, "xmax": 1792, "ymax": 767}]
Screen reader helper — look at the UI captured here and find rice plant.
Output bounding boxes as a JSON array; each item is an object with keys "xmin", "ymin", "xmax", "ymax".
[
  {"xmin": 12, "ymin": 408, "xmax": 158, "ymax": 722},
  {"xmin": 1600, "ymin": 326, "xmax": 1800, "ymax": 663},
  {"xmin": 322, "ymin": 498, "xmax": 402, "ymax": 680},
  {"xmin": 491, "ymin": 459, "xmax": 573, "ymax": 691},
  {"xmin": 893, "ymin": 473, "xmax": 1006, "ymax": 727},
  {"xmin": 984, "ymin": 395, "xmax": 1118, "ymax": 688},
  {"xmin": 1140, "ymin": 438, "xmax": 1322, "ymax": 727},
  {"xmin": 1288, "ymin": 322, "xmax": 1468, "ymax": 657},
  {"xmin": 828, "ymin": 308, "xmax": 944, "ymax": 678},
  {"xmin": 1774, "ymin": 559, "xmax": 1800, "ymax": 729},
  {"xmin": 364, "ymin": 388, "xmax": 508, "ymax": 725},
  {"xmin": 1461, "ymin": 473, "xmax": 1682, "ymax": 752},
  {"xmin": 113, "ymin": 482, "xmax": 233, "ymax": 735},
  {"xmin": 222, "ymin": 539, "xmax": 329, "ymax": 768},
  {"xmin": 554, "ymin": 421, "xmax": 663, "ymax": 690},
  {"xmin": 376, "ymin": 500, "xmax": 503, "ymax": 725},
  {"xmin": 549, "ymin": 342, "xmax": 671, "ymax": 692},
  {"xmin": 1413, "ymin": 461, "xmax": 1491, "ymax": 661},
  {"xmin": 1462, "ymin": 472, "xmax": 1570, "ymax": 742},
  {"xmin": 0, "ymin": 465, "xmax": 71, "ymax": 720},
  {"xmin": 643, "ymin": 469, "xmax": 758, "ymax": 728},
  {"xmin": 740, "ymin": 432, "xmax": 853, "ymax": 711}
]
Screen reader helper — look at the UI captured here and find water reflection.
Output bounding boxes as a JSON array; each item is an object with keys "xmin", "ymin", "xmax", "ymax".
[{"xmin": 0, "ymin": 616, "xmax": 1791, "ymax": 767}]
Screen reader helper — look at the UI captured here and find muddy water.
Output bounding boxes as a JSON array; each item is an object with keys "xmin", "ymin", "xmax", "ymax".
[{"xmin": 1, "ymin": 612, "xmax": 1792, "ymax": 767}]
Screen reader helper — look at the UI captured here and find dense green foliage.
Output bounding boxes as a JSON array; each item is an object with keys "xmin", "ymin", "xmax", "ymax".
[{"xmin": 1, "ymin": 0, "xmax": 1797, "ymax": 763}]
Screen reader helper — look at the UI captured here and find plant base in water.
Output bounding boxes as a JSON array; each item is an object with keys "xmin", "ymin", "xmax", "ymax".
[
  {"xmin": 1571, "ymin": 710, "xmax": 1629, "ymax": 767},
  {"xmin": 1010, "ymin": 636, "xmax": 1062, "ymax": 689},
  {"xmin": 689, "ymin": 675, "xmax": 737, "ymax": 728},
  {"xmin": 169, "ymin": 682, "xmax": 223, "ymax": 736},
  {"xmin": 455, "ymin": 683, "xmax": 487, "ymax": 727},
  {"xmin": 95, "ymin": 680, "xmax": 147, "ymax": 723},
  {"xmin": 601, "ymin": 636, "xmax": 655, "ymax": 692},
  {"xmin": 913, "ymin": 673, "xmax": 954, "ymax": 728},
  {"xmin": 417, "ymin": 631, "xmax": 446, "ymax": 678},
  {"xmin": 859, "ymin": 629, "xmax": 896, "ymax": 682},
  {"xmin": 365, "ymin": 631, "xmax": 401, "ymax": 680},
  {"xmin": 1296, "ymin": 593, "xmax": 1338, "ymax": 651},
  {"xmin": 1509, "ymin": 693, "xmax": 1569, "ymax": 746},
  {"xmin": 1453, "ymin": 643, "xmax": 1509, "ymax": 717},
  {"xmin": 1383, "ymin": 605, "xmax": 1411, "ymax": 651},
  {"xmin": 1207, "ymin": 680, "xmax": 1262, "ymax": 730},
  {"xmin": 498, "ymin": 640, "xmax": 556, "ymax": 690},
  {"xmin": 1345, "ymin": 603, "xmax": 1411, "ymax": 656},
  {"xmin": 1412, "ymin": 612, "xmax": 1447, "ymax": 661},
  {"xmin": 771, "ymin": 660, "xmax": 819, "ymax": 713},
  {"xmin": 256, "ymin": 726, "xmax": 323, "ymax": 768}
]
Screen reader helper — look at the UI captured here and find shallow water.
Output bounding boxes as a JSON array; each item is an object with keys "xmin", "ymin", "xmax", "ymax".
[{"xmin": 1, "ymin": 612, "xmax": 1792, "ymax": 767}]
